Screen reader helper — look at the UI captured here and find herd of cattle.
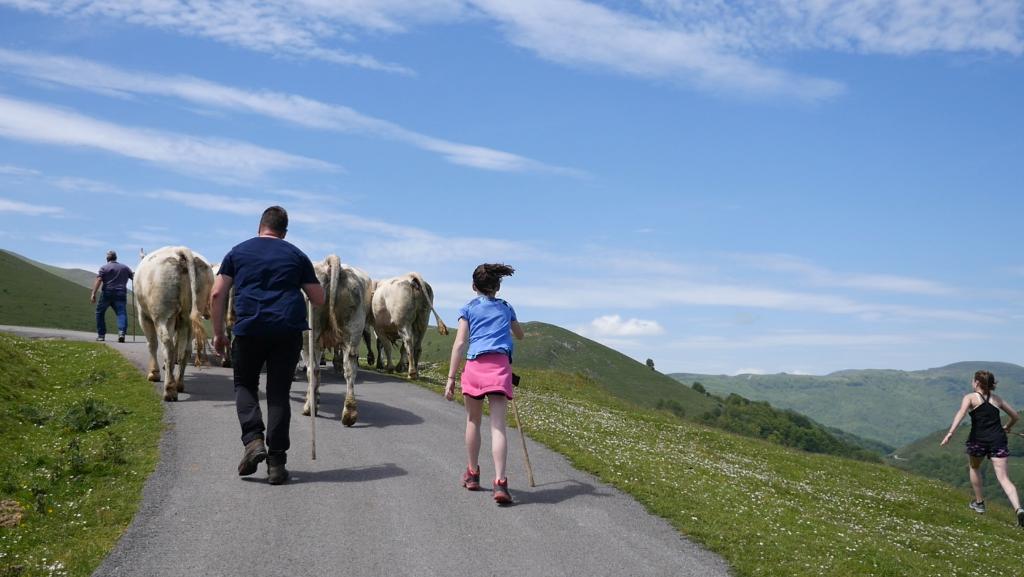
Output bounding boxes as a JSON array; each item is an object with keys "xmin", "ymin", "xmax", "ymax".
[{"xmin": 133, "ymin": 246, "xmax": 450, "ymax": 427}]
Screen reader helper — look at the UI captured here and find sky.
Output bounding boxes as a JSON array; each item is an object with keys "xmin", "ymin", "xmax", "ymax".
[{"xmin": 0, "ymin": 1, "xmax": 1022, "ymax": 376}]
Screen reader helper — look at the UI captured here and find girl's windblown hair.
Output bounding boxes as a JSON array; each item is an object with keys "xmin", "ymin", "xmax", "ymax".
[
  {"xmin": 472, "ymin": 263, "xmax": 515, "ymax": 295},
  {"xmin": 975, "ymin": 370, "xmax": 997, "ymax": 394}
]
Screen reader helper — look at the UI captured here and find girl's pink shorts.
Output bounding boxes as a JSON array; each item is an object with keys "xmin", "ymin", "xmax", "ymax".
[{"xmin": 460, "ymin": 353, "xmax": 514, "ymax": 399}]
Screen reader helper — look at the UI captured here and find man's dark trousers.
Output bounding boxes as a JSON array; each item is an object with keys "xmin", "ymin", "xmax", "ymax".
[{"xmin": 232, "ymin": 332, "xmax": 303, "ymax": 454}]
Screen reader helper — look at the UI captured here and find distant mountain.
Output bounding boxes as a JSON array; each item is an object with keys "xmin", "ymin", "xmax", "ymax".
[
  {"xmin": 670, "ymin": 363, "xmax": 1024, "ymax": 447},
  {"xmin": 0, "ymin": 249, "xmax": 137, "ymax": 333}
]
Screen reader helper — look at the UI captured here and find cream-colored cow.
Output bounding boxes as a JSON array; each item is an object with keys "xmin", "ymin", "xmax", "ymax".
[
  {"xmin": 302, "ymin": 256, "xmax": 372, "ymax": 426},
  {"xmin": 134, "ymin": 246, "xmax": 214, "ymax": 401},
  {"xmin": 372, "ymin": 273, "xmax": 448, "ymax": 380}
]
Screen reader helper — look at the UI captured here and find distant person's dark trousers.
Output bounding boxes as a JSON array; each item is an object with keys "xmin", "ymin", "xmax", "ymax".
[
  {"xmin": 95, "ymin": 290, "xmax": 128, "ymax": 336},
  {"xmin": 232, "ymin": 332, "xmax": 303, "ymax": 454}
]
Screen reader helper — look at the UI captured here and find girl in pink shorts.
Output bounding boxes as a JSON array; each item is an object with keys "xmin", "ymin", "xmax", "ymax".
[{"xmin": 445, "ymin": 263, "xmax": 524, "ymax": 504}]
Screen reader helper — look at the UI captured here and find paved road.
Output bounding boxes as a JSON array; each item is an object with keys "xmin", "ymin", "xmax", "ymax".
[{"xmin": 3, "ymin": 326, "xmax": 731, "ymax": 577}]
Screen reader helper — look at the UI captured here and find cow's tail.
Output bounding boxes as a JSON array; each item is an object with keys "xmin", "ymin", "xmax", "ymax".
[
  {"xmin": 182, "ymin": 248, "xmax": 208, "ymax": 366},
  {"xmin": 319, "ymin": 255, "xmax": 343, "ymax": 349},
  {"xmin": 409, "ymin": 272, "xmax": 448, "ymax": 336}
]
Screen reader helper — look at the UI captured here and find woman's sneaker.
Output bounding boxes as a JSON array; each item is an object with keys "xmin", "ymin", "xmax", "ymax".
[
  {"xmin": 493, "ymin": 478, "xmax": 512, "ymax": 504},
  {"xmin": 461, "ymin": 466, "xmax": 480, "ymax": 491},
  {"xmin": 969, "ymin": 500, "xmax": 986, "ymax": 514}
]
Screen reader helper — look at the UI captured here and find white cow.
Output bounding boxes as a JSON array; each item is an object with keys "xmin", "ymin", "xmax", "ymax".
[
  {"xmin": 302, "ymin": 255, "xmax": 372, "ymax": 427},
  {"xmin": 209, "ymin": 263, "xmax": 235, "ymax": 368},
  {"xmin": 372, "ymin": 273, "xmax": 448, "ymax": 380},
  {"xmin": 134, "ymin": 246, "xmax": 215, "ymax": 401}
]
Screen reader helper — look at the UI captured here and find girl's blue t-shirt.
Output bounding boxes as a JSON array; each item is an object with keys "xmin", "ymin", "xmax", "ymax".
[
  {"xmin": 459, "ymin": 296, "xmax": 517, "ymax": 360},
  {"xmin": 218, "ymin": 237, "xmax": 318, "ymax": 336}
]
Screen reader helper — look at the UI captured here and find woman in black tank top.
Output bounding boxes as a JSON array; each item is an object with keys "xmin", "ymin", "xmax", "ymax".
[{"xmin": 940, "ymin": 370, "xmax": 1023, "ymax": 527}]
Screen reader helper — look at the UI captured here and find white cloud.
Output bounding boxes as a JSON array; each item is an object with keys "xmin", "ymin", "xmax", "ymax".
[
  {"xmin": 0, "ymin": 95, "xmax": 337, "ymax": 183},
  {"xmin": 39, "ymin": 232, "xmax": 105, "ymax": 247},
  {"xmin": 473, "ymin": 0, "xmax": 844, "ymax": 100},
  {"xmin": 638, "ymin": 0, "xmax": 1024, "ymax": 55},
  {"xmin": 6, "ymin": 1, "xmax": 1018, "ymax": 100},
  {"xmin": 732, "ymin": 368, "xmax": 767, "ymax": 376},
  {"xmin": 0, "ymin": 197, "xmax": 63, "ymax": 216},
  {"xmin": 50, "ymin": 176, "xmax": 122, "ymax": 194},
  {"xmin": 669, "ymin": 330, "xmax": 987, "ymax": 351},
  {"xmin": 0, "ymin": 0, "xmax": 426, "ymax": 73},
  {"xmin": 582, "ymin": 314, "xmax": 666, "ymax": 337},
  {"xmin": 730, "ymin": 253, "xmax": 956, "ymax": 296},
  {"xmin": 0, "ymin": 48, "xmax": 575, "ymax": 174},
  {"xmin": 0, "ymin": 164, "xmax": 41, "ymax": 176}
]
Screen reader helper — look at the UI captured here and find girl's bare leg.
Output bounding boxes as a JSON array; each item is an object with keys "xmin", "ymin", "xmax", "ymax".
[
  {"xmin": 489, "ymin": 395, "xmax": 509, "ymax": 482},
  {"xmin": 992, "ymin": 457, "xmax": 1022, "ymax": 510},
  {"xmin": 969, "ymin": 455, "xmax": 985, "ymax": 503},
  {"xmin": 465, "ymin": 396, "xmax": 483, "ymax": 472}
]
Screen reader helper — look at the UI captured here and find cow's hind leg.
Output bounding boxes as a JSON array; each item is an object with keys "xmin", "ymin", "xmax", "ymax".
[
  {"xmin": 362, "ymin": 327, "xmax": 375, "ymax": 367},
  {"xmin": 140, "ymin": 314, "xmax": 161, "ymax": 382},
  {"xmin": 157, "ymin": 320, "xmax": 178, "ymax": 401},
  {"xmin": 173, "ymin": 322, "xmax": 190, "ymax": 393},
  {"xmin": 341, "ymin": 340, "xmax": 359, "ymax": 427},
  {"xmin": 397, "ymin": 329, "xmax": 416, "ymax": 378}
]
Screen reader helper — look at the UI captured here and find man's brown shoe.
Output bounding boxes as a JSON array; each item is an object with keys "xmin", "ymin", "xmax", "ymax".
[
  {"xmin": 237, "ymin": 438, "xmax": 267, "ymax": 476},
  {"xmin": 267, "ymin": 451, "xmax": 289, "ymax": 485}
]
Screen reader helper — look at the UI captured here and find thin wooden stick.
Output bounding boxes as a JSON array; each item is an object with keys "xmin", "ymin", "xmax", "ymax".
[
  {"xmin": 510, "ymin": 397, "xmax": 535, "ymax": 487},
  {"xmin": 309, "ymin": 301, "xmax": 318, "ymax": 460}
]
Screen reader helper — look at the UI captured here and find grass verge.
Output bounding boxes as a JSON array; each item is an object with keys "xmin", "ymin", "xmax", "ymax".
[
  {"xmin": 0, "ymin": 333, "xmax": 162, "ymax": 577},
  {"xmin": 407, "ymin": 362, "xmax": 1024, "ymax": 577}
]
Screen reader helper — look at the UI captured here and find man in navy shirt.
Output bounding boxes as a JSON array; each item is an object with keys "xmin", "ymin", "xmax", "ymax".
[
  {"xmin": 90, "ymin": 250, "xmax": 133, "ymax": 342},
  {"xmin": 211, "ymin": 206, "xmax": 325, "ymax": 485}
]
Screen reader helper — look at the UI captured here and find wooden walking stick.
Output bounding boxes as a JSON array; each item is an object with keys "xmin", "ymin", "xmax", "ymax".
[
  {"xmin": 509, "ymin": 391, "xmax": 535, "ymax": 487},
  {"xmin": 308, "ymin": 301, "xmax": 318, "ymax": 460}
]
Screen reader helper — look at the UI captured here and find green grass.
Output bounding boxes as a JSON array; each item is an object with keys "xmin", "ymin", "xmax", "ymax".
[
  {"xmin": 671, "ymin": 363, "xmax": 1024, "ymax": 448},
  {"xmin": 0, "ymin": 250, "xmax": 138, "ymax": 334},
  {"xmin": 407, "ymin": 362, "xmax": 1024, "ymax": 577},
  {"xmin": 0, "ymin": 333, "xmax": 163, "ymax": 577}
]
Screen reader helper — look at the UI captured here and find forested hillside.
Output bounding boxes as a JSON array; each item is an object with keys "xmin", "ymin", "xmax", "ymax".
[{"xmin": 671, "ymin": 364, "xmax": 1024, "ymax": 447}]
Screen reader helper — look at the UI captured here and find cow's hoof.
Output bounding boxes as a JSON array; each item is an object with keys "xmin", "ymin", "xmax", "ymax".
[
  {"xmin": 342, "ymin": 398, "xmax": 358, "ymax": 427},
  {"xmin": 221, "ymin": 359, "xmax": 232, "ymax": 368},
  {"xmin": 341, "ymin": 410, "xmax": 357, "ymax": 427},
  {"xmin": 163, "ymin": 390, "xmax": 178, "ymax": 402},
  {"xmin": 301, "ymin": 405, "xmax": 311, "ymax": 417},
  {"xmin": 408, "ymin": 371, "xmax": 418, "ymax": 380},
  {"xmin": 147, "ymin": 371, "xmax": 160, "ymax": 382},
  {"xmin": 365, "ymin": 354, "xmax": 375, "ymax": 366}
]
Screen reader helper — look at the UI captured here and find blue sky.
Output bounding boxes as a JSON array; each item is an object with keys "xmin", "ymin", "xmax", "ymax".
[{"xmin": 1, "ymin": 1, "xmax": 1022, "ymax": 376}]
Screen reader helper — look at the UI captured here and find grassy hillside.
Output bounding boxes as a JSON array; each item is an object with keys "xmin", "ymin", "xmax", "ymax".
[
  {"xmin": 412, "ymin": 363, "xmax": 1024, "ymax": 577},
  {"xmin": 891, "ymin": 426, "xmax": 1024, "ymax": 508},
  {"xmin": 671, "ymin": 364, "xmax": 1024, "ymax": 447},
  {"xmin": 1, "ymin": 249, "xmax": 98, "ymax": 289},
  {"xmin": 0, "ymin": 333, "xmax": 162, "ymax": 577},
  {"xmin": 0, "ymin": 250, "xmax": 138, "ymax": 334}
]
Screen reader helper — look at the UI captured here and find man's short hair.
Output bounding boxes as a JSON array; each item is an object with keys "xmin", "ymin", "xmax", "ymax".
[
  {"xmin": 106, "ymin": 250, "xmax": 117, "ymax": 262},
  {"xmin": 260, "ymin": 206, "xmax": 288, "ymax": 234}
]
